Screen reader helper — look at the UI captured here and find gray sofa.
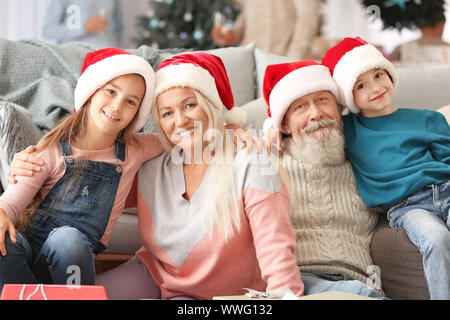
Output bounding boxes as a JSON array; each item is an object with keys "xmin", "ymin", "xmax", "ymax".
[{"xmin": 1, "ymin": 39, "xmax": 449, "ymax": 299}]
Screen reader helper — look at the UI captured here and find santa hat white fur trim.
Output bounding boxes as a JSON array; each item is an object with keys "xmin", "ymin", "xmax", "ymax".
[
  {"xmin": 154, "ymin": 63, "xmax": 243, "ymax": 125},
  {"xmin": 154, "ymin": 63, "xmax": 221, "ymax": 107},
  {"xmin": 332, "ymin": 44, "xmax": 398, "ymax": 113},
  {"xmin": 74, "ymin": 54, "xmax": 155, "ymax": 132},
  {"xmin": 269, "ymin": 64, "xmax": 340, "ymax": 131}
]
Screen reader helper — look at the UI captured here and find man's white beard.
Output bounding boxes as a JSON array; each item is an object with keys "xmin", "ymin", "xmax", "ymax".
[{"xmin": 291, "ymin": 120, "xmax": 346, "ymax": 166}]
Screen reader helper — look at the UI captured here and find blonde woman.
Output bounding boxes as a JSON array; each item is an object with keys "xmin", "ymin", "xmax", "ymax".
[{"xmin": 94, "ymin": 52, "xmax": 303, "ymax": 300}]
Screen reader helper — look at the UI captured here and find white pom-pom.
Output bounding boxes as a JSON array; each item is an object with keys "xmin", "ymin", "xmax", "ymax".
[{"xmin": 224, "ymin": 107, "xmax": 247, "ymax": 127}]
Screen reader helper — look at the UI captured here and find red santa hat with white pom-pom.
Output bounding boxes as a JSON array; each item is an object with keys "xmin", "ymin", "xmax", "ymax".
[
  {"xmin": 321, "ymin": 37, "xmax": 399, "ymax": 113},
  {"xmin": 154, "ymin": 52, "xmax": 246, "ymax": 126},
  {"xmin": 74, "ymin": 47, "xmax": 155, "ymax": 132}
]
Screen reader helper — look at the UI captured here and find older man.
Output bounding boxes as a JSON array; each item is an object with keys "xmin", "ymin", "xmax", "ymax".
[{"xmin": 263, "ymin": 60, "xmax": 386, "ymax": 299}]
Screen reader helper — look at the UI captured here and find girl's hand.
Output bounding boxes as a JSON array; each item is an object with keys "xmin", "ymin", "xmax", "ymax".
[
  {"xmin": 9, "ymin": 145, "xmax": 44, "ymax": 185},
  {"xmin": 0, "ymin": 210, "xmax": 16, "ymax": 256},
  {"xmin": 226, "ymin": 125, "xmax": 263, "ymax": 154},
  {"xmin": 264, "ymin": 127, "xmax": 283, "ymax": 155}
]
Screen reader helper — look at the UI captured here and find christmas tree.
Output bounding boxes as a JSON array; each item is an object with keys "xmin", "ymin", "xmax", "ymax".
[{"xmin": 136, "ymin": 0, "xmax": 240, "ymax": 50}]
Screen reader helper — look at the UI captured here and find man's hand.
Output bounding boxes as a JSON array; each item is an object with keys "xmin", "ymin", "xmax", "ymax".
[
  {"xmin": 264, "ymin": 127, "xmax": 283, "ymax": 155},
  {"xmin": 9, "ymin": 145, "xmax": 44, "ymax": 185},
  {"xmin": 226, "ymin": 125, "xmax": 263, "ymax": 154}
]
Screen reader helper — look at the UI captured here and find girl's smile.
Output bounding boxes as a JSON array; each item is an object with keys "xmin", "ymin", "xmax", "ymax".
[{"xmin": 103, "ymin": 110, "xmax": 120, "ymax": 122}]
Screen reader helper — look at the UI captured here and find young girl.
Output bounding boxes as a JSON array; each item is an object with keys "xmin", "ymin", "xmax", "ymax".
[
  {"xmin": 322, "ymin": 37, "xmax": 450, "ymax": 299},
  {"xmin": 95, "ymin": 52, "xmax": 304, "ymax": 300},
  {"xmin": 0, "ymin": 47, "xmax": 165, "ymax": 292}
]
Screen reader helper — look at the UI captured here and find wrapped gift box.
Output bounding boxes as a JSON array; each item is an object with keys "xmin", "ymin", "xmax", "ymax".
[
  {"xmin": 1, "ymin": 284, "xmax": 108, "ymax": 300},
  {"xmin": 213, "ymin": 290, "xmax": 378, "ymax": 300}
]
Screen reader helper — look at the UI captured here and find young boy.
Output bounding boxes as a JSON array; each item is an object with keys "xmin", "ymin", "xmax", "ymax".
[{"xmin": 322, "ymin": 37, "xmax": 450, "ymax": 300}]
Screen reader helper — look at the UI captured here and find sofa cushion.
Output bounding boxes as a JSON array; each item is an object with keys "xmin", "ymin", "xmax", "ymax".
[
  {"xmin": 394, "ymin": 66, "xmax": 450, "ymax": 110},
  {"xmin": 103, "ymin": 212, "xmax": 141, "ymax": 255},
  {"xmin": 371, "ymin": 215, "xmax": 430, "ymax": 300},
  {"xmin": 207, "ymin": 43, "xmax": 256, "ymax": 107},
  {"xmin": 0, "ymin": 102, "xmax": 43, "ymax": 191}
]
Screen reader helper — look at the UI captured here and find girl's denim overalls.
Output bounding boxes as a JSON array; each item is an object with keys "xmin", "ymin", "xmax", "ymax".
[{"xmin": 0, "ymin": 139, "xmax": 125, "ymax": 291}]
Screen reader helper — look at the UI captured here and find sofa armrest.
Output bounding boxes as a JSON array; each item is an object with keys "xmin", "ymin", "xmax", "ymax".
[{"xmin": 371, "ymin": 215, "xmax": 430, "ymax": 300}]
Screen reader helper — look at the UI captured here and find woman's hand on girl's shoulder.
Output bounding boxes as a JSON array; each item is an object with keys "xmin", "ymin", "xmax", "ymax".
[{"xmin": 9, "ymin": 145, "xmax": 44, "ymax": 184}]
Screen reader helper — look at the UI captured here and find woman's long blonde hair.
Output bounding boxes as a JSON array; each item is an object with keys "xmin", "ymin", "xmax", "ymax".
[
  {"xmin": 151, "ymin": 88, "xmax": 293, "ymax": 242},
  {"xmin": 16, "ymin": 97, "xmax": 140, "ymax": 233}
]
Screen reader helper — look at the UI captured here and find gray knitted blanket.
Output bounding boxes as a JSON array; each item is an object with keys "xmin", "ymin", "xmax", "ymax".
[{"xmin": 0, "ymin": 39, "xmax": 178, "ymax": 134}]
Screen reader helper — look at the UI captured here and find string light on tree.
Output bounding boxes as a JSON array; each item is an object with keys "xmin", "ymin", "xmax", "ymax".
[
  {"xmin": 193, "ymin": 27, "xmax": 205, "ymax": 42},
  {"xmin": 184, "ymin": 12, "xmax": 193, "ymax": 22}
]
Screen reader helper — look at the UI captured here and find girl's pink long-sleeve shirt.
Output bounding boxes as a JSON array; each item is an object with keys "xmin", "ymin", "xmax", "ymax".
[{"xmin": 0, "ymin": 133, "xmax": 163, "ymax": 245}]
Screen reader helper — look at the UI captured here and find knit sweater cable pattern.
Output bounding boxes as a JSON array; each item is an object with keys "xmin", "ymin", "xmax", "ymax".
[{"xmin": 281, "ymin": 139, "xmax": 380, "ymax": 286}]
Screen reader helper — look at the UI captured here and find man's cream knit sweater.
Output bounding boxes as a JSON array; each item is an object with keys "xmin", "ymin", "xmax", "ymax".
[{"xmin": 280, "ymin": 138, "xmax": 379, "ymax": 285}]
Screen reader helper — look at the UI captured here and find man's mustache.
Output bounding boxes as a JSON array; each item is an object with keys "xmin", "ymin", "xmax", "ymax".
[{"xmin": 302, "ymin": 118, "xmax": 337, "ymax": 133}]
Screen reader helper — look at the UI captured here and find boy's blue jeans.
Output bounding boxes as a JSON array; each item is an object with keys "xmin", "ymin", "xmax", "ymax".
[
  {"xmin": 301, "ymin": 272, "xmax": 387, "ymax": 299},
  {"xmin": 0, "ymin": 226, "xmax": 96, "ymax": 290},
  {"xmin": 387, "ymin": 180, "xmax": 450, "ymax": 300}
]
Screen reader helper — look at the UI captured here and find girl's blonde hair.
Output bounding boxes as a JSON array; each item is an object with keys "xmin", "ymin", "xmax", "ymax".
[
  {"xmin": 151, "ymin": 88, "xmax": 293, "ymax": 242},
  {"xmin": 16, "ymin": 84, "xmax": 142, "ymax": 233}
]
